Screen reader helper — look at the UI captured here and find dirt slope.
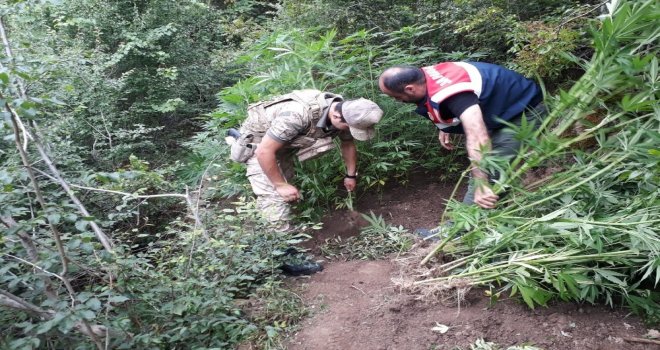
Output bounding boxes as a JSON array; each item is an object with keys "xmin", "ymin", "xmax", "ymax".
[{"xmin": 286, "ymin": 172, "xmax": 658, "ymax": 350}]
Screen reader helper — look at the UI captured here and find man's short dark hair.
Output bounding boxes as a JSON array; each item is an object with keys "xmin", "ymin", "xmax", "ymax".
[
  {"xmin": 381, "ymin": 66, "xmax": 425, "ymax": 93},
  {"xmin": 335, "ymin": 101, "xmax": 346, "ymax": 122}
]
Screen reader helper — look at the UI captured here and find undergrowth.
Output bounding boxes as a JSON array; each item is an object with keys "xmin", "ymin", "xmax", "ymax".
[
  {"xmin": 417, "ymin": 0, "xmax": 660, "ymax": 325},
  {"xmin": 320, "ymin": 212, "xmax": 413, "ymax": 261}
]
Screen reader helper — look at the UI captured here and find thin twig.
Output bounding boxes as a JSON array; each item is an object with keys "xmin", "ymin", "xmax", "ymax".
[
  {"xmin": 622, "ymin": 337, "xmax": 660, "ymax": 346},
  {"xmin": 1, "ymin": 215, "xmax": 58, "ymax": 301},
  {"xmin": 0, "ymin": 288, "xmax": 112, "ymax": 344},
  {"xmin": 7, "ymin": 254, "xmax": 76, "ymax": 308},
  {"xmin": 32, "ymin": 167, "xmax": 208, "ymax": 239},
  {"xmin": 555, "ymin": 1, "xmax": 609, "ymax": 35},
  {"xmin": 36, "ymin": 171, "xmax": 188, "ymax": 200},
  {"xmin": 350, "ymin": 285, "xmax": 368, "ymax": 296}
]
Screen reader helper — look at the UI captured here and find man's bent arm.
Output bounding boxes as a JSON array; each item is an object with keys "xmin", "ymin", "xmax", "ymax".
[
  {"xmin": 255, "ymin": 135, "xmax": 288, "ymax": 185},
  {"xmin": 459, "ymin": 104, "xmax": 499, "ymax": 208},
  {"xmin": 340, "ymin": 139, "xmax": 358, "ymax": 176},
  {"xmin": 340, "ymin": 139, "xmax": 358, "ymax": 192},
  {"xmin": 459, "ymin": 105, "xmax": 490, "ymax": 180}
]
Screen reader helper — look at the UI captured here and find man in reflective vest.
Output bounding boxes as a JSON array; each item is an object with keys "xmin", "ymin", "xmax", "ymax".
[{"xmin": 378, "ymin": 62, "xmax": 545, "ymax": 209}]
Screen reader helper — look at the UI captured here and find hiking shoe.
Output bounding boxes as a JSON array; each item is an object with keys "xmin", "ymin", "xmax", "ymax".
[
  {"xmin": 281, "ymin": 260, "xmax": 323, "ymax": 276},
  {"xmin": 280, "ymin": 247, "xmax": 323, "ymax": 276},
  {"xmin": 414, "ymin": 226, "xmax": 444, "ymax": 242},
  {"xmin": 414, "ymin": 221, "xmax": 455, "ymax": 242}
]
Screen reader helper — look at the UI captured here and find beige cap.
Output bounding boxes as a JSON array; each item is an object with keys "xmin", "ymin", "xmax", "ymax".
[{"xmin": 341, "ymin": 98, "xmax": 383, "ymax": 141}]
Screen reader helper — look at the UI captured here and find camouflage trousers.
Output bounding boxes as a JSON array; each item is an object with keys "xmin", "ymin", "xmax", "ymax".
[{"xmin": 246, "ymin": 151, "xmax": 296, "ymax": 232}]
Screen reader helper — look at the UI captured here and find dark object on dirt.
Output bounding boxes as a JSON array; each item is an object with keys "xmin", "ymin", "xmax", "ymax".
[
  {"xmin": 281, "ymin": 260, "xmax": 323, "ymax": 276},
  {"xmin": 281, "ymin": 247, "xmax": 324, "ymax": 276},
  {"xmin": 414, "ymin": 222, "xmax": 455, "ymax": 242},
  {"xmin": 414, "ymin": 227, "xmax": 442, "ymax": 242}
]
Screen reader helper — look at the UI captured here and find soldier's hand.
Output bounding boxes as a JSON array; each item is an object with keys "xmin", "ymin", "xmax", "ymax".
[
  {"xmin": 344, "ymin": 177, "xmax": 357, "ymax": 192},
  {"xmin": 275, "ymin": 183, "xmax": 301, "ymax": 202}
]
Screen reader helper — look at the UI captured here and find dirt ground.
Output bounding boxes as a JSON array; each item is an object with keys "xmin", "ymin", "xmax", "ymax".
[{"xmin": 286, "ymin": 171, "xmax": 658, "ymax": 350}]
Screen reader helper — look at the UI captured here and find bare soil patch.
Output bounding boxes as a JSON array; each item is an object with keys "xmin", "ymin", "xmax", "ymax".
[
  {"xmin": 301, "ymin": 171, "xmax": 462, "ymax": 253},
  {"xmin": 286, "ymin": 171, "xmax": 657, "ymax": 350}
]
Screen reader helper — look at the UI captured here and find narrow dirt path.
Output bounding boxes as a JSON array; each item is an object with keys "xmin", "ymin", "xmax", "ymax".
[
  {"xmin": 286, "ymin": 171, "xmax": 657, "ymax": 350},
  {"xmin": 287, "ymin": 258, "xmax": 654, "ymax": 350}
]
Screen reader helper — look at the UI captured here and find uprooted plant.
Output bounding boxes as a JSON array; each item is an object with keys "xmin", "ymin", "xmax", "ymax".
[
  {"xmin": 417, "ymin": 0, "xmax": 660, "ymax": 324},
  {"xmin": 321, "ymin": 211, "xmax": 413, "ymax": 261}
]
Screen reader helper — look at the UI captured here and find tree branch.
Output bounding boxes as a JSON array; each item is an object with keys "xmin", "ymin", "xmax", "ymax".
[
  {"xmin": 32, "ymin": 138, "xmax": 115, "ymax": 252},
  {"xmin": 0, "ymin": 16, "xmax": 27, "ymax": 99},
  {"xmin": 0, "ymin": 289, "xmax": 114, "ymax": 343},
  {"xmin": 0, "ymin": 16, "xmax": 113, "ymax": 254},
  {"xmin": 5, "ymin": 102, "xmax": 74, "ymax": 277},
  {"xmin": 1, "ymin": 215, "xmax": 58, "ymax": 301},
  {"xmin": 7, "ymin": 254, "xmax": 77, "ymax": 308},
  {"xmin": 32, "ymin": 168, "xmax": 207, "ymax": 239},
  {"xmin": 555, "ymin": 1, "xmax": 609, "ymax": 35}
]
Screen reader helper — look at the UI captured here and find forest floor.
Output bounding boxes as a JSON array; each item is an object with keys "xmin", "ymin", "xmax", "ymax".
[{"xmin": 284, "ymin": 172, "xmax": 658, "ymax": 350}]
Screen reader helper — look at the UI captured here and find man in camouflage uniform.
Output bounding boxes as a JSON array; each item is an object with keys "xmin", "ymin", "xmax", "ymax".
[{"xmin": 230, "ymin": 89, "xmax": 383, "ymax": 274}]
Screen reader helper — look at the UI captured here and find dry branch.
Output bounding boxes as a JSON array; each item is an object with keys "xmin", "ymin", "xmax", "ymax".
[
  {"xmin": 1, "ymin": 215, "xmax": 58, "ymax": 302},
  {"xmin": 0, "ymin": 289, "xmax": 113, "ymax": 342},
  {"xmin": 5, "ymin": 104, "xmax": 74, "ymax": 276},
  {"xmin": 33, "ymin": 168, "xmax": 208, "ymax": 240},
  {"xmin": 0, "ymin": 17, "xmax": 114, "ymax": 253},
  {"xmin": 623, "ymin": 337, "xmax": 660, "ymax": 346},
  {"xmin": 32, "ymin": 138, "xmax": 115, "ymax": 252}
]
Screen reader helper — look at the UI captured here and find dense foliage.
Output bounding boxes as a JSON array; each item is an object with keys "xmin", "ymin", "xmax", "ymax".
[
  {"xmin": 2, "ymin": 0, "xmax": 655, "ymax": 349},
  {"xmin": 417, "ymin": 0, "xmax": 659, "ymax": 325}
]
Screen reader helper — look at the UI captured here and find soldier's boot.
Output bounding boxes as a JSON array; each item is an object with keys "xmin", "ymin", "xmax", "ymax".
[{"xmin": 281, "ymin": 248, "xmax": 323, "ymax": 276}]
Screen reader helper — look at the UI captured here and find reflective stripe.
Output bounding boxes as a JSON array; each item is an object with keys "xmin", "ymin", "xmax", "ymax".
[
  {"xmin": 433, "ymin": 120, "xmax": 461, "ymax": 130},
  {"xmin": 421, "ymin": 62, "xmax": 481, "ymax": 128}
]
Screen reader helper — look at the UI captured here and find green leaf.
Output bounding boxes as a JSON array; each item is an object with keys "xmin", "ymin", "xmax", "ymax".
[
  {"xmin": 548, "ymin": 222, "xmax": 579, "ymax": 230},
  {"xmin": 0, "ymin": 72, "xmax": 9, "ymax": 85},
  {"xmin": 518, "ymin": 285, "xmax": 536, "ymax": 309},
  {"xmin": 595, "ymin": 269, "xmax": 627, "ymax": 287},
  {"xmin": 46, "ymin": 213, "xmax": 61, "ymax": 225},
  {"xmin": 172, "ymin": 303, "xmax": 186, "ymax": 316},
  {"xmin": 86, "ymin": 297, "xmax": 102, "ymax": 311},
  {"xmin": 76, "ymin": 292, "xmax": 93, "ymax": 302},
  {"xmin": 78, "ymin": 310, "xmax": 95, "ymax": 320},
  {"xmin": 35, "ymin": 313, "xmax": 66, "ymax": 334},
  {"xmin": 537, "ymin": 208, "xmax": 568, "ymax": 222},
  {"xmin": 75, "ymin": 220, "xmax": 89, "ymax": 231},
  {"xmin": 108, "ymin": 295, "xmax": 129, "ymax": 303}
]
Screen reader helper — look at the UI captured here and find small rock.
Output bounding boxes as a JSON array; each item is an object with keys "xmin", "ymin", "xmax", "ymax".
[
  {"xmin": 388, "ymin": 306, "xmax": 401, "ymax": 313},
  {"xmin": 646, "ymin": 329, "xmax": 660, "ymax": 339},
  {"xmin": 607, "ymin": 336, "xmax": 624, "ymax": 344}
]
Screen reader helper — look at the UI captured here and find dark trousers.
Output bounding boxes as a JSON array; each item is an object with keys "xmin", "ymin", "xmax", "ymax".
[{"xmin": 463, "ymin": 103, "xmax": 548, "ymax": 205}]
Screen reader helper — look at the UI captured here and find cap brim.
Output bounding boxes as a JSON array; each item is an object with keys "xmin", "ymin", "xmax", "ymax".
[{"xmin": 349, "ymin": 127, "xmax": 375, "ymax": 141}]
